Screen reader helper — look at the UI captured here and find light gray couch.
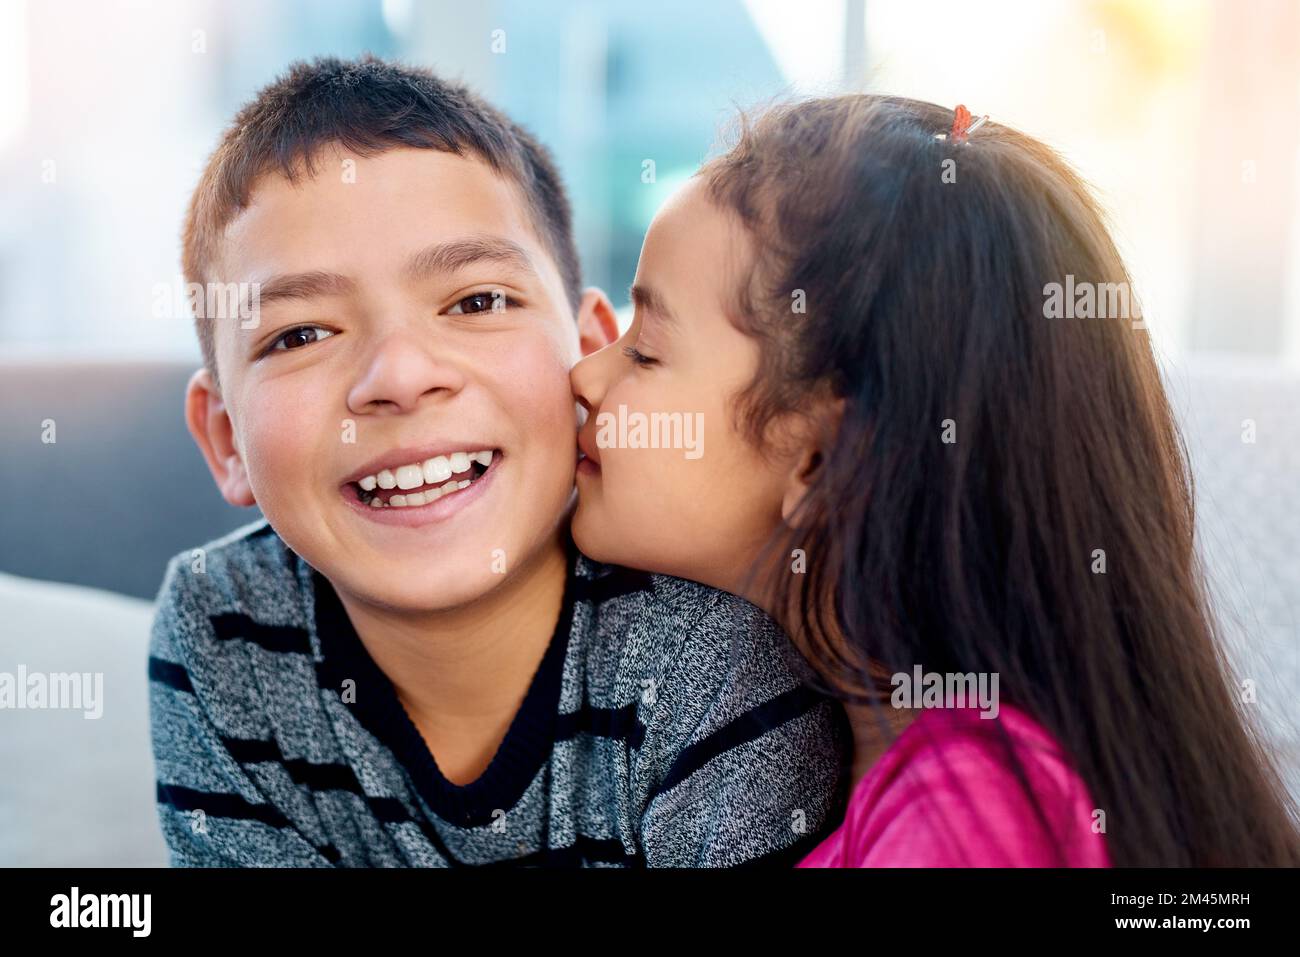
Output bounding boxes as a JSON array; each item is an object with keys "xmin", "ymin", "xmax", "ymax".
[{"xmin": 0, "ymin": 359, "xmax": 255, "ymax": 866}]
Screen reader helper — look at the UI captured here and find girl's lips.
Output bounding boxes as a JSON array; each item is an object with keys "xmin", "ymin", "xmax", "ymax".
[
  {"xmin": 576, "ymin": 428, "xmax": 601, "ymax": 468},
  {"xmin": 342, "ymin": 452, "xmax": 501, "ymax": 527}
]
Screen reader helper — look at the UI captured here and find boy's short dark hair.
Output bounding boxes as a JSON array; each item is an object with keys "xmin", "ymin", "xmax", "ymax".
[{"xmin": 181, "ymin": 54, "xmax": 582, "ymax": 379}]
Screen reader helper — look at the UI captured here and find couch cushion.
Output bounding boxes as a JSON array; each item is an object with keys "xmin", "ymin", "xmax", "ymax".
[{"xmin": 0, "ymin": 571, "xmax": 167, "ymax": 866}]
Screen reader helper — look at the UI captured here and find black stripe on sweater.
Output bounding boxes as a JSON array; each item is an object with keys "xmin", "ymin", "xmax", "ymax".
[
  {"xmin": 156, "ymin": 782, "xmax": 342, "ymax": 864},
  {"xmin": 228, "ymin": 739, "xmax": 365, "ymax": 795},
  {"xmin": 148, "ymin": 656, "xmax": 193, "ymax": 693},
  {"xmin": 651, "ymin": 685, "xmax": 827, "ymax": 800},
  {"xmin": 208, "ymin": 613, "xmax": 313, "ymax": 654},
  {"xmin": 218, "ymin": 735, "xmax": 473, "ymax": 867},
  {"xmin": 553, "ymin": 701, "xmax": 646, "ymax": 749},
  {"xmin": 571, "ymin": 568, "xmax": 655, "ymax": 605},
  {"xmin": 157, "ymin": 781, "xmax": 290, "ymax": 830}
]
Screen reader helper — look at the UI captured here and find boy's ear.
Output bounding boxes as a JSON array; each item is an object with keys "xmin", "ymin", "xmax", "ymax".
[
  {"xmin": 576, "ymin": 287, "xmax": 620, "ymax": 357},
  {"xmin": 781, "ymin": 397, "xmax": 846, "ymax": 524},
  {"xmin": 184, "ymin": 367, "xmax": 256, "ymax": 508}
]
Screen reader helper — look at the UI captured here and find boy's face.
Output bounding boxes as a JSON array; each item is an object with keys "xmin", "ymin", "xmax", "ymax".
[{"xmin": 192, "ymin": 146, "xmax": 608, "ymax": 613}]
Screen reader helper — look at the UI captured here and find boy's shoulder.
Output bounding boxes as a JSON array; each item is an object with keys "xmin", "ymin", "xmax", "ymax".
[
  {"xmin": 157, "ymin": 516, "xmax": 300, "ymax": 602},
  {"xmin": 570, "ymin": 551, "xmax": 821, "ymax": 714},
  {"xmin": 572, "ymin": 551, "xmax": 770, "ymax": 633},
  {"xmin": 572, "ymin": 552, "xmax": 774, "ymax": 651},
  {"xmin": 149, "ymin": 517, "xmax": 310, "ymax": 663},
  {"xmin": 152, "ymin": 524, "xmax": 818, "ymax": 708},
  {"xmin": 570, "ymin": 553, "xmax": 849, "ymax": 865}
]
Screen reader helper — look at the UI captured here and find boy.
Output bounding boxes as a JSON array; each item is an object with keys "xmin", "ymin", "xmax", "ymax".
[{"xmin": 149, "ymin": 55, "xmax": 848, "ymax": 866}]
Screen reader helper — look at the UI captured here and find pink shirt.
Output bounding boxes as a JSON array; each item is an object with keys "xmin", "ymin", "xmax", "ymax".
[{"xmin": 798, "ymin": 703, "xmax": 1110, "ymax": 867}]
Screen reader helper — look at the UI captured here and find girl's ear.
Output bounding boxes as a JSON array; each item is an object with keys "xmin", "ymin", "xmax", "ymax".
[
  {"xmin": 184, "ymin": 368, "xmax": 256, "ymax": 508},
  {"xmin": 781, "ymin": 397, "xmax": 845, "ymax": 524},
  {"xmin": 576, "ymin": 287, "xmax": 620, "ymax": 356}
]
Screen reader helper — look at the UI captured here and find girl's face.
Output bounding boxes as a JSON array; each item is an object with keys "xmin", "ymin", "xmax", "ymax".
[{"xmin": 569, "ymin": 178, "xmax": 801, "ymax": 596}]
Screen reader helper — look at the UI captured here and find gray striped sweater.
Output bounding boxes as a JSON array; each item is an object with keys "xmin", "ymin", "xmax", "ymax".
[{"xmin": 147, "ymin": 519, "xmax": 851, "ymax": 867}]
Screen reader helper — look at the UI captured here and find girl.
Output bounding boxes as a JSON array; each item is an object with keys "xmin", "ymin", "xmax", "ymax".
[{"xmin": 569, "ymin": 94, "xmax": 1300, "ymax": 866}]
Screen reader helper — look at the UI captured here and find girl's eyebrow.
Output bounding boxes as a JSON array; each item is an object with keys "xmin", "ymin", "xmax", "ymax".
[{"xmin": 630, "ymin": 282, "xmax": 678, "ymax": 329}]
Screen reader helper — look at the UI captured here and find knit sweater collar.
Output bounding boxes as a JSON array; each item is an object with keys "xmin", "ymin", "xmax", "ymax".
[{"xmin": 308, "ymin": 545, "xmax": 580, "ymax": 829}]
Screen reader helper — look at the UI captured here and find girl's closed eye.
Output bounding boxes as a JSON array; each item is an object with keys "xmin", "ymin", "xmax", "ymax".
[
  {"xmin": 622, "ymin": 344, "xmax": 659, "ymax": 367},
  {"xmin": 267, "ymin": 325, "xmax": 335, "ymax": 354}
]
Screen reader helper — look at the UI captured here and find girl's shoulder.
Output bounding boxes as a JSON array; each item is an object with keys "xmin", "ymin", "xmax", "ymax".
[{"xmin": 803, "ymin": 703, "xmax": 1111, "ymax": 867}]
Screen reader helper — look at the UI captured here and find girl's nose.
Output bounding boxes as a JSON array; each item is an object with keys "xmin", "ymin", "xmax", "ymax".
[{"xmin": 570, "ymin": 347, "xmax": 609, "ymax": 414}]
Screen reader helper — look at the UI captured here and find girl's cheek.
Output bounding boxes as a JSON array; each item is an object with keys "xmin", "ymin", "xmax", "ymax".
[{"xmin": 607, "ymin": 371, "xmax": 657, "ymax": 414}]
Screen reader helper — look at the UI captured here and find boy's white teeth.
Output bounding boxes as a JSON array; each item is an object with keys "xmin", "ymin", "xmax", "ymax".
[
  {"xmin": 368, "ymin": 478, "xmax": 473, "ymax": 508},
  {"xmin": 423, "ymin": 455, "xmax": 452, "ymax": 484},
  {"xmin": 355, "ymin": 449, "xmax": 495, "ymax": 507},
  {"xmin": 395, "ymin": 464, "xmax": 424, "ymax": 490}
]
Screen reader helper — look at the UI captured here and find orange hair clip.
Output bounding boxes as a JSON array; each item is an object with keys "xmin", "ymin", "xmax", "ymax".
[{"xmin": 948, "ymin": 104, "xmax": 989, "ymax": 142}]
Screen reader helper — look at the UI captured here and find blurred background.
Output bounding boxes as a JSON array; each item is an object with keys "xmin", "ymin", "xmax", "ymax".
[
  {"xmin": 3, "ymin": 0, "xmax": 1300, "ymax": 360},
  {"xmin": 0, "ymin": 0, "xmax": 1297, "ymax": 864}
]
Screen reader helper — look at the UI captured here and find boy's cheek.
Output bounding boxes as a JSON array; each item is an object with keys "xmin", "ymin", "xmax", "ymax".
[
  {"xmin": 231, "ymin": 333, "xmax": 579, "ymax": 501},
  {"xmin": 492, "ymin": 337, "xmax": 583, "ymax": 429},
  {"xmin": 235, "ymin": 390, "xmax": 336, "ymax": 505}
]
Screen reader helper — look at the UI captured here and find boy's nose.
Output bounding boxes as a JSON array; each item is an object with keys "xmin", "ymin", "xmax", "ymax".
[{"xmin": 347, "ymin": 334, "xmax": 468, "ymax": 415}]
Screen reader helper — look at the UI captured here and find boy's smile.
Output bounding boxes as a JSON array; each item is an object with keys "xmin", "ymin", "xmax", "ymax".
[
  {"xmin": 194, "ymin": 146, "xmax": 589, "ymax": 613},
  {"xmin": 340, "ymin": 442, "xmax": 501, "ymax": 521}
]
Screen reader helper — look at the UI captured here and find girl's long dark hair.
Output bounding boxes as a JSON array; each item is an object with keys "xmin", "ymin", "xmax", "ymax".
[{"xmin": 705, "ymin": 94, "xmax": 1300, "ymax": 866}]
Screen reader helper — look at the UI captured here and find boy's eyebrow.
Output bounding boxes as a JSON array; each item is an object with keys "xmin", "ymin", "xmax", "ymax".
[
  {"xmin": 403, "ymin": 235, "xmax": 537, "ymax": 283},
  {"xmin": 630, "ymin": 282, "xmax": 677, "ymax": 329},
  {"xmin": 248, "ymin": 236, "xmax": 537, "ymax": 314},
  {"xmin": 254, "ymin": 270, "xmax": 357, "ymax": 309}
]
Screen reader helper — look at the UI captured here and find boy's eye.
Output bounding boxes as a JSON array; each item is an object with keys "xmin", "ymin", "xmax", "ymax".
[
  {"xmin": 622, "ymin": 344, "xmax": 659, "ymax": 367},
  {"xmin": 447, "ymin": 292, "xmax": 513, "ymax": 315},
  {"xmin": 269, "ymin": 325, "xmax": 334, "ymax": 353}
]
